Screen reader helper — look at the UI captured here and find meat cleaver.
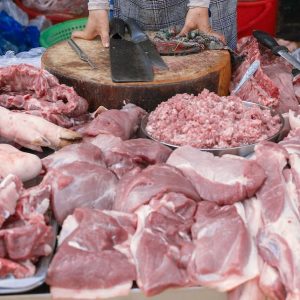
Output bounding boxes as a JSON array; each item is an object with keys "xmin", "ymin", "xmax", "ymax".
[
  {"xmin": 109, "ymin": 18, "xmax": 154, "ymax": 82},
  {"xmin": 253, "ymin": 30, "xmax": 300, "ymax": 70},
  {"xmin": 126, "ymin": 18, "xmax": 169, "ymax": 70}
]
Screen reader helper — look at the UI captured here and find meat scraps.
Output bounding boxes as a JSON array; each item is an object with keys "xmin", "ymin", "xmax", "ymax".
[
  {"xmin": 42, "ymin": 162, "xmax": 118, "ymax": 225},
  {"xmin": 167, "ymin": 145, "xmax": 266, "ymax": 205},
  {"xmin": 47, "ymin": 208, "xmax": 137, "ymax": 299},
  {"xmin": 0, "ymin": 64, "xmax": 89, "ymax": 128},
  {"xmin": 78, "ymin": 103, "xmax": 146, "ymax": 140},
  {"xmin": 0, "ymin": 144, "xmax": 42, "ymax": 182},
  {"xmin": 0, "ymin": 106, "xmax": 82, "ymax": 151},
  {"xmin": 113, "ymin": 164, "xmax": 201, "ymax": 213},
  {"xmin": 146, "ymin": 89, "xmax": 281, "ymax": 149},
  {"xmin": 231, "ymin": 36, "xmax": 299, "ymax": 113}
]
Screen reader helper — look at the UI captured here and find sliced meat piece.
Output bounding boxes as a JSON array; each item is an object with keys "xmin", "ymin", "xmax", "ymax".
[
  {"xmin": 0, "ymin": 175, "xmax": 22, "ymax": 228},
  {"xmin": 0, "ymin": 106, "xmax": 82, "ymax": 151},
  {"xmin": 228, "ymin": 279, "xmax": 265, "ymax": 300},
  {"xmin": 167, "ymin": 146, "xmax": 266, "ymax": 205},
  {"xmin": 43, "ymin": 162, "xmax": 118, "ymax": 224},
  {"xmin": 279, "ymin": 127, "xmax": 300, "ymax": 155},
  {"xmin": 46, "ymin": 208, "xmax": 136, "ymax": 299},
  {"xmin": 42, "ymin": 143, "xmax": 105, "ymax": 171},
  {"xmin": 0, "ymin": 144, "xmax": 42, "ymax": 182},
  {"xmin": 187, "ymin": 201, "xmax": 259, "ymax": 291},
  {"xmin": 131, "ymin": 193, "xmax": 196, "ymax": 296},
  {"xmin": 78, "ymin": 104, "xmax": 146, "ymax": 140},
  {"xmin": 113, "ymin": 164, "xmax": 201, "ymax": 213},
  {"xmin": 0, "ymin": 258, "xmax": 36, "ymax": 279}
]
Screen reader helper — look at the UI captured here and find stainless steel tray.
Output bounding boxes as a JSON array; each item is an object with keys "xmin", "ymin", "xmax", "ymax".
[
  {"xmin": 140, "ymin": 101, "xmax": 284, "ymax": 157},
  {"xmin": 0, "ymin": 220, "xmax": 57, "ymax": 294}
]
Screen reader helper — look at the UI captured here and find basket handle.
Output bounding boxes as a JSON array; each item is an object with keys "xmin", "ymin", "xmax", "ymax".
[{"xmin": 238, "ymin": 1, "xmax": 274, "ymax": 34}]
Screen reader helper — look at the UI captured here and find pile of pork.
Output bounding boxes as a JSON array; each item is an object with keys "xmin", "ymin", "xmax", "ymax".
[{"xmin": 231, "ymin": 36, "xmax": 300, "ymax": 114}]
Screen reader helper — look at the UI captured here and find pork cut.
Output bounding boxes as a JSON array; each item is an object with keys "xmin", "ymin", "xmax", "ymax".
[
  {"xmin": 78, "ymin": 103, "xmax": 146, "ymax": 140},
  {"xmin": 0, "ymin": 144, "xmax": 42, "ymax": 182},
  {"xmin": 42, "ymin": 143, "xmax": 105, "ymax": 171},
  {"xmin": 0, "ymin": 258, "xmax": 36, "ymax": 279},
  {"xmin": 47, "ymin": 208, "xmax": 137, "ymax": 299},
  {"xmin": 0, "ymin": 64, "xmax": 89, "ymax": 128},
  {"xmin": 167, "ymin": 146, "xmax": 266, "ymax": 205},
  {"xmin": 187, "ymin": 201, "xmax": 259, "ymax": 291},
  {"xmin": 0, "ymin": 175, "xmax": 22, "ymax": 227},
  {"xmin": 113, "ymin": 164, "xmax": 201, "ymax": 213},
  {"xmin": 0, "ymin": 106, "xmax": 82, "ymax": 151},
  {"xmin": 279, "ymin": 127, "xmax": 300, "ymax": 155},
  {"xmin": 42, "ymin": 162, "xmax": 118, "ymax": 224},
  {"xmin": 131, "ymin": 192, "xmax": 196, "ymax": 296}
]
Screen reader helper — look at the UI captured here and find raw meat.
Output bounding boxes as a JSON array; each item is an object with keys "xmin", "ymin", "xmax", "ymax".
[
  {"xmin": 232, "ymin": 37, "xmax": 299, "ymax": 113},
  {"xmin": 288, "ymin": 110, "xmax": 300, "ymax": 130},
  {"xmin": 279, "ymin": 127, "xmax": 300, "ymax": 155},
  {"xmin": 42, "ymin": 162, "xmax": 118, "ymax": 224},
  {"xmin": 187, "ymin": 201, "xmax": 259, "ymax": 291},
  {"xmin": 113, "ymin": 164, "xmax": 201, "ymax": 213},
  {"xmin": 167, "ymin": 146, "xmax": 266, "ymax": 205},
  {"xmin": 131, "ymin": 192, "xmax": 196, "ymax": 296},
  {"xmin": 228, "ymin": 279, "xmax": 265, "ymax": 300},
  {"xmin": 0, "ymin": 64, "xmax": 89, "ymax": 128},
  {"xmin": 0, "ymin": 258, "xmax": 36, "ymax": 279},
  {"xmin": 91, "ymin": 136, "xmax": 172, "ymax": 178},
  {"xmin": 0, "ymin": 106, "xmax": 82, "ymax": 151},
  {"xmin": 46, "ymin": 208, "xmax": 136, "ymax": 299},
  {"xmin": 0, "ymin": 175, "xmax": 22, "ymax": 227},
  {"xmin": 0, "ymin": 144, "xmax": 42, "ymax": 182},
  {"xmin": 78, "ymin": 103, "xmax": 146, "ymax": 140},
  {"xmin": 146, "ymin": 89, "xmax": 281, "ymax": 148},
  {"xmin": 255, "ymin": 142, "xmax": 300, "ymax": 299},
  {"xmin": 42, "ymin": 143, "xmax": 105, "ymax": 171}
]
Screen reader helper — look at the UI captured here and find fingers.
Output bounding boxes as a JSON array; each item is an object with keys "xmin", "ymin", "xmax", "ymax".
[
  {"xmin": 72, "ymin": 28, "xmax": 96, "ymax": 40},
  {"xmin": 100, "ymin": 31, "xmax": 110, "ymax": 48},
  {"xmin": 178, "ymin": 24, "xmax": 191, "ymax": 37}
]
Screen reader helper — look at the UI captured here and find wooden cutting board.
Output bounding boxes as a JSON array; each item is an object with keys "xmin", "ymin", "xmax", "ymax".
[{"xmin": 42, "ymin": 38, "xmax": 231, "ymax": 112}]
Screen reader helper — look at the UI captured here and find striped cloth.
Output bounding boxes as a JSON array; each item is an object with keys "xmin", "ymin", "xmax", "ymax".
[{"xmin": 113, "ymin": 0, "xmax": 237, "ymax": 49}]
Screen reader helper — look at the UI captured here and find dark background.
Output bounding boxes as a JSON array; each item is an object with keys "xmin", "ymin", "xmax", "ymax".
[{"xmin": 277, "ymin": 0, "xmax": 300, "ymax": 41}]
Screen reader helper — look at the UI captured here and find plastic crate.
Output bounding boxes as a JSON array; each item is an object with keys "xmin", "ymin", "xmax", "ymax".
[{"xmin": 39, "ymin": 18, "xmax": 87, "ymax": 48}]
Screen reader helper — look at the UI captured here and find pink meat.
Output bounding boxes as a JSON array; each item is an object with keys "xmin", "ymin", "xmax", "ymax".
[
  {"xmin": 167, "ymin": 146, "xmax": 266, "ymax": 205},
  {"xmin": 0, "ymin": 175, "xmax": 23, "ymax": 227},
  {"xmin": 42, "ymin": 143, "xmax": 106, "ymax": 171},
  {"xmin": 113, "ymin": 164, "xmax": 201, "ymax": 213},
  {"xmin": 187, "ymin": 201, "xmax": 259, "ymax": 291},
  {"xmin": 47, "ymin": 208, "xmax": 136, "ymax": 299},
  {"xmin": 131, "ymin": 193, "xmax": 196, "ymax": 296},
  {"xmin": 43, "ymin": 162, "xmax": 118, "ymax": 224},
  {"xmin": 146, "ymin": 89, "xmax": 281, "ymax": 148},
  {"xmin": 0, "ymin": 258, "xmax": 36, "ymax": 279},
  {"xmin": 79, "ymin": 104, "xmax": 146, "ymax": 140}
]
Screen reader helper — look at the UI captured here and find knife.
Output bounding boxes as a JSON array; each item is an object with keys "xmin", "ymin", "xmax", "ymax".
[
  {"xmin": 109, "ymin": 18, "xmax": 154, "ymax": 82},
  {"xmin": 67, "ymin": 38, "xmax": 98, "ymax": 69},
  {"xmin": 253, "ymin": 30, "xmax": 300, "ymax": 70},
  {"xmin": 126, "ymin": 18, "xmax": 169, "ymax": 70}
]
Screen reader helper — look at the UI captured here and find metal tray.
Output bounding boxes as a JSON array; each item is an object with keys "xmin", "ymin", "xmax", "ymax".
[
  {"xmin": 140, "ymin": 101, "xmax": 285, "ymax": 157},
  {"xmin": 0, "ymin": 220, "xmax": 58, "ymax": 294}
]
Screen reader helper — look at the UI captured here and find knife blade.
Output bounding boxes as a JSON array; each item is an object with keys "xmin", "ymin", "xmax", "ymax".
[
  {"xmin": 67, "ymin": 38, "xmax": 97, "ymax": 69},
  {"xmin": 109, "ymin": 18, "xmax": 154, "ymax": 82},
  {"xmin": 126, "ymin": 18, "xmax": 169, "ymax": 70},
  {"xmin": 253, "ymin": 30, "xmax": 300, "ymax": 70}
]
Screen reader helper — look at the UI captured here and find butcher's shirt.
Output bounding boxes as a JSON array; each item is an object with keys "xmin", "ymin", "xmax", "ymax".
[{"xmin": 87, "ymin": 0, "xmax": 237, "ymax": 49}]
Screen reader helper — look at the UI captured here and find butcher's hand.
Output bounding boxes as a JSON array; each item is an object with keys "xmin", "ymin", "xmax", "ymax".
[
  {"xmin": 72, "ymin": 10, "xmax": 110, "ymax": 48},
  {"xmin": 179, "ymin": 7, "xmax": 225, "ymax": 44}
]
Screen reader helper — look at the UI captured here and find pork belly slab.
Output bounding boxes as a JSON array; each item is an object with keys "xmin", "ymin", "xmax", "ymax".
[
  {"xmin": 47, "ymin": 208, "xmax": 136, "ymax": 299},
  {"xmin": 0, "ymin": 144, "xmax": 42, "ymax": 182},
  {"xmin": 167, "ymin": 145, "xmax": 266, "ymax": 205},
  {"xmin": 113, "ymin": 164, "xmax": 201, "ymax": 213}
]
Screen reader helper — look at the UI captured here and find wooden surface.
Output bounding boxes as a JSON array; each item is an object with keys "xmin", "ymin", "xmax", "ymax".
[
  {"xmin": 42, "ymin": 38, "xmax": 231, "ymax": 112},
  {"xmin": 0, "ymin": 287, "xmax": 226, "ymax": 300}
]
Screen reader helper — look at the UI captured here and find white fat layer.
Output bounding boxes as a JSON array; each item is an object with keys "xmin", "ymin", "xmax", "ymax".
[
  {"xmin": 51, "ymin": 282, "xmax": 132, "ymax": 299},
  {"xmin": 58, "ymin": 215, "xmax": 79, "ymax": 246}
]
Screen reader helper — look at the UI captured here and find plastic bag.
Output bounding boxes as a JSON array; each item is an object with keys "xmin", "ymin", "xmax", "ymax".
[
  {"xmin": 29, "ymin": 16, "xmax": 52, "ymax": 31},
  {"xmin": 292, "ymin": 48, "xmax": 300, "ymax": 62},
  {"xmin": 21, "ymin": 0, "xmax": 88, "ymax": 16},
  {"xmin": 0, "ymin": 48, "xmax": 46, "ymax": 68},
  {"xmin": 0, "ymin": 0, "xmax": 28, "ymax": 26}
]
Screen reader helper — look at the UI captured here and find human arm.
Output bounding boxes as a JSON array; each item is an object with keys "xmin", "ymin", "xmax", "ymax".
[
  {"xmin": 179, "ymin": 0, "xmax": 226, "ymax": 44},
  {"xmin": 72, "ymin": 0, "xmax": 110, "ymax": 47}
]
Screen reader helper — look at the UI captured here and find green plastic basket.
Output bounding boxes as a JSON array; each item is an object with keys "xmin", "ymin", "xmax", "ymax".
[{"xmin": 40, "ymin": 18, "xmax": 88, "ymax": 48}]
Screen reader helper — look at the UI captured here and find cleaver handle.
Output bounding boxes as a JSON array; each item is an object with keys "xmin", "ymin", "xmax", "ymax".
[
  {"xmin": 253, "ymin": 30, "xmax": 288, "ymax": 56},
  {"xmin": 110, "ymin": 17, "xmax": 126, "ymax": 39},
  {"xmin": 126, "ymin": 18, "xmax": 148, "ymax": 43}
]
